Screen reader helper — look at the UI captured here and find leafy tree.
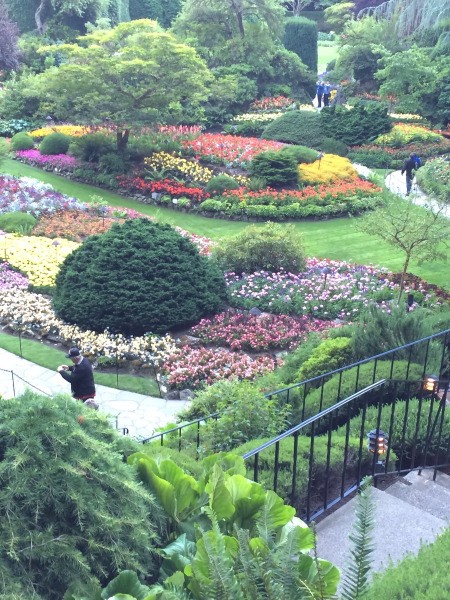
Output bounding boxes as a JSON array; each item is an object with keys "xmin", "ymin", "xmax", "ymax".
[
  {"xmin": 23, "ymin": 20, "xmax": 211, "ymax": 151},
  {"xmin": 0, "ymin": 0, "xmax": 19, "ymax": 71},
  {"xmin": 324, "ymin": 1, "xmax": 355, "ymax": 33},
  {"xmin": 53, "ymin": 218, "xmax": 226, "ymax": 335},
  {"xmin": 0, "ymin": 390, "xmax": 163, "ymax": 600},
  {"xmin": 375, "ymin": 45, "xmax": 442, "ymax": 117},
  {"xmin": 334, "ymin": 16, "xmax": 401, "ymax": 91},
  {"xmin": 358, "ymin": 198, "xmax": 450, "ymax": 302}
]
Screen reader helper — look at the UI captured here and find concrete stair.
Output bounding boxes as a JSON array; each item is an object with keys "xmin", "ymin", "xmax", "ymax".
[{"xmin": 315, "ymin": 469, "xmax": 450, "ymax": 579}]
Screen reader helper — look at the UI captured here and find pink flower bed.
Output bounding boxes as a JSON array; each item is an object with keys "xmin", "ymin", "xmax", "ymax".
[
  {"xmin": 190, "ymin": 311, "xmax": 331, "ymax": 351},
  {"xmin": 162, "ymin": 347, "xmax": 277, "ymax": 389},
  {"xmin": 181, "ymin": 133, "xmax": 285, "ymax": 167},
  {"xmin": 15, "ymin": 150, "xmax": 79, "ymax": 170},
  {"xmin": 0, "ymin": 259, "xmax": 29, "ymax": 290}
]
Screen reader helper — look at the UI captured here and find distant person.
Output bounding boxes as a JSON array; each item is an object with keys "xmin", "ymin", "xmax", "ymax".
[
  {"xmin": 316, "ymin": 80, "xmax": 325, "ymax": 108},
  {"xmin": 323, "ymin": 81, "xmax": 332, "ymax": 107},
  {"xmin": 58, "ymin": 347, "xmax": 98, "ymax": 409},
  {"xmin": 401, "ymin": 154, "xmax": 418, "ymax": 196}
]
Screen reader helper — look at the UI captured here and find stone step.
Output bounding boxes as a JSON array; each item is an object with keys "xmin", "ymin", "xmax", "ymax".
[
  {"xmin": 404, "ymin": 468, "xmax": 450, "ymax": 491},
  {"xmin": 315, "ymin": 485, "xmax": 447, "ymax": 579},
  {"xmin": 385, "ymin": 470, "xmax": 450, "ymax": 522}
]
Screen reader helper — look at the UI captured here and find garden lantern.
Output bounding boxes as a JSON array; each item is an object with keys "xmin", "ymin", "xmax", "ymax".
[
  {"xmin": 321, "ymin": 266, "xmax": 331, "ymax": 288},
  {"xmin": 367, "ymin": 429, "xmax": 388, "ymax": 456},
  {"xmin": 423, "ymin": 374, "xmax": 439, "ymax": 394}
]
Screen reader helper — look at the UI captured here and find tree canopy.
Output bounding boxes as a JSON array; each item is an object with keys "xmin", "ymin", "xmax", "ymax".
[{"xmin": 22, "ymin": 19, "xmax": 211, "ymax": 148}]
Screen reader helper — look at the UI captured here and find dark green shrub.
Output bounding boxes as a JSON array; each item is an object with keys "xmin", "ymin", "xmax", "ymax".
[
  {"xmin": 350, "ymin": 305, "xmax": 443, "ymax": 372},
  {"xmin": 98, "ymin": 152, "xmax": 130, "ymax": 174},
  {"xmin": 10, "ymin": 132, "xmax": 34, "ymax": 151},
  {"xmin": 129, "ymin": 0, "xmax": 162, "ymax": 20},
  {"xmin": 205, "ymin": 174, "xmax": 240, "ymax": 195},
  {"xmin": 212, "ymin": 221, "xmax": 307, "ymax": 275},
  {"xmin": 0, "ymin": 211, "xmax": 36, "ymax": 234},
  {"xmin": 279, "ymin": 144, "xmax": 318, "ymax": 164},
  {"xmin": 249, "ymin": 150, "xmax": 298, "ymax": 187},
  {"xmin": 297, "ymin": 360, "xmax": 424, "ymax": 425},
  {"xmin": 284, "ymin": 17, "xmax": 318, "ymax": 74},
  {"xmin": 347, "ymin": 148, "xmax": 394, "ymax": 168},
  {"xmin": 127, "ymin": 134, "xmax": 182, "ymax": 161},
  {"xmin": 39, "ymin": 132, "xmax": 71, "ymax": 155},
  {"xmin": 321, "ymin": 137, "xmax": 349, "ymax": 156},
  {"xmin": 262, "ymin": 111, "xmax": 325, "ymax": 149},
  {"xmin": 0, "ymin": 390, "xmax": 163, "ymax": 600},
  {"xmin": 69, "ymin": 133, "xmax": 116, "ymax": 163},
  {"xmin": 53, "ymin": 219, "xmax": 226, "ymax": 336},
  {"xmin": 297, "ymin": 336, "xmax": 353, "ymax": 382},
  {"xmin": 320, "ymin": 100, "xmax": 392, "ymax": 146}
]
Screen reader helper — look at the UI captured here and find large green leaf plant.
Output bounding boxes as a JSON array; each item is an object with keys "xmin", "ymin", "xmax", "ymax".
[{"xmin": 110, "ymin": 451, "xmax": 341, "ymax": 599}]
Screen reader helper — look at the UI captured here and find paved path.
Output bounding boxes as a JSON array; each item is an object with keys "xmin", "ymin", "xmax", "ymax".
[
  {"xmin": 384, "ymin": 170, "xmax": 450, "ymax": 218},
  {"xmin": 0, "ymin": 348, "xmax": 189, "ymax": 440}
]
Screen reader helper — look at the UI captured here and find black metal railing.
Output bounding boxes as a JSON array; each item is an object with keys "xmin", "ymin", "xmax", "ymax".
[
  {"xmin": 242, "ymin": 378, "xmax": 450, "ymax": 523},
  {"xmin": 141, "ymin": 328, "xmax": 450, "ymax": 450},
  {"xmin": 0, "ymin": 367, "xmax": 52, "ymax": 398}
]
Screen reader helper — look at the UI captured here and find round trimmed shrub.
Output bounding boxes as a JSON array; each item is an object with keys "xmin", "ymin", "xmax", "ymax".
[
  {"xmin": 279, "ymin": 144, "xmax": 318, "ymax": 164},
  {"xmin": 262, "ymin": 110, "xmax": 325, "ymax": 149},
  {"xmin": 53, "ymin": 218, "xmax": 226, "ymax": 335},
  {"xmin": 39, "ymin": 132, "xmax": 71, "ymax": 155},
  {"xmin": 321, "ymin": 137, "xmax": 349, "ymax": 156},
  {"xmin": 0, "ymin": 211, "xmax": 36, "ymax": 234},
  {"xmin": 10, "ymin": 132, "xmax": 34, "ymax": 151},
  {"xmin": 0, "ymin": 390, "xmax": 163, "ymax": 600},
  {"xmin": 212, "ymin": 221, "xmax": 306, "ymax": 275},
  {"xmin": 250, "ymin": 150, "xmax": 298, "ymax": 187},
  {"xmin": 205, "ymin": 174, "xmax": 240, "ymax": 195}
]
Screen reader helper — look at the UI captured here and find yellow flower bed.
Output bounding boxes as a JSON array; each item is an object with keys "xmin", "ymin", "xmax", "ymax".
[
  {"xmin": 298, "ymin": 154, "xmax": 358, "ymax": 185},
  {"xmin": 4, "ymin": 235, "xmax": 79, "ymax": 287},
  {"xmin": 231, "ymin": 112, "xmax": 284, "ymax": 123},
  {"xmin": 29, "ymin": 125, "xmax": 91, "ymax": 139},
  {"xmin": 144, "ymin": 152, "xmax": 214, "ymax": 184}
]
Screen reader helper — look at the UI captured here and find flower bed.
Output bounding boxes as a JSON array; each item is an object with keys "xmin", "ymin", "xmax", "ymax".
[
  {"xmin": 249, "ymin": 96, "xmax": 295, "ymax": 112},
  {"xmin": 161, "ymin": 346, "xmax": 277, "ymax": 389},
  {"xmin": 415, "ymin": 156, "xmax": 450, "ymax": 200},
  {"xmin": 0, "ymin": 261, "xmax": 29, "ymax": 290},
  {"xmin": 197, "ymin": 179, "xmax": 383, "ymax": 220},
  {"xmin": 225, "ymin": 259, "xmax": 438, "ymax": 320},
  {"xmin": 15, "ymin": 149, "xmax": 79, "ymax": 172},
  {"xmin": 375, "ymin": 123, "xmax": 443, "ymax": 147},
  {"xmin": 348, "ymin": 138, "xmax": 450, "ymax": 169},
  {"xmin": 181, "ymin": 133, "xmax": 285, "ymax": 167},
  {"xmin": 117, "ymin": 176, "xmax": 209, "ymax": 202},
  {"xmin": 190, "ymin": 311, "xmax": 331, "ymax": 351},
  {"xmin": 29, "ymin": 125, "xmax": 91, "ymax": 139}
]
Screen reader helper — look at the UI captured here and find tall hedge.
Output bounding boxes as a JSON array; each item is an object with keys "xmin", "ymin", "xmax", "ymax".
[
  {"xmin": 284, "ymin": 17, "xmax": 318, "ymax": 74},
  {"xmin": 53, "ymin": 218, "xmax": 226, "ymax": 335}
]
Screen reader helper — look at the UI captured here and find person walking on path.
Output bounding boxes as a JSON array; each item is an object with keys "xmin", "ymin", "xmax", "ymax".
[
  {"xmin": 316, "ymin": 80, "xmax": 325, "ymax": 108},
  {"xmin": 323, "ymin": 81, "xmax": 332, "ymax": 107},
  {"xmin": 58, "ymin": 347, "xmax": 98, "ymax": 409},
  {"xmin": 401, "ymin": 153, "xmax": 418, "ymax": 196}
]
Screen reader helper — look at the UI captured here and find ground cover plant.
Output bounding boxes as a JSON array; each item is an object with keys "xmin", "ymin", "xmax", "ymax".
[{"xmin": 415, "ymin": 155, "xmax": 450, "ymax": 200}]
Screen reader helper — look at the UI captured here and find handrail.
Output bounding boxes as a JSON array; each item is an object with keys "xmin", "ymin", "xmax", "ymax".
[{"xmin": 242, "ymin": 380, "xmax": 386, "ymax": 459}]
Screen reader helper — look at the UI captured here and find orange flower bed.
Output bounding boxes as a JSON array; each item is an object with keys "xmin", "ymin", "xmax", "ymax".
[{"xmin": 32, "ymin": 211, "xmax": 123, "ymax": 242}]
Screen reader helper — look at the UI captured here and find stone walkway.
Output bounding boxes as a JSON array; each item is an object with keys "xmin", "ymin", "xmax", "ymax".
[
  {"xmin": 0, "ymin": 348, "xmax": 190, "ymax": 440},
  {"xmin": 384, "ymin": 170, "xmax": 450, "ymax": 218}
]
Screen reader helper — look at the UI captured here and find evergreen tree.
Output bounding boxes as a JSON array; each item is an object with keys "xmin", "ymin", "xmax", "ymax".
[{"xmin": 0, "ymin": 391, "xmax": 163, "ymax": 600}]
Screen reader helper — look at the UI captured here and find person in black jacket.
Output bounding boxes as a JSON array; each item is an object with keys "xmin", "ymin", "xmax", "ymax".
[
  {"xmin": 401, "ymin": 154, "xmax": 418, "ymax": 196},
  {"xmin": 58, "ymin": 347, "xmax": 98, "ymax": 409}
]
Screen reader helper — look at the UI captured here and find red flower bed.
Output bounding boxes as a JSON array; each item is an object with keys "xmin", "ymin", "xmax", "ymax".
[{"xmin": 117, "ymin": 176, "xmax": 209, "ymax": 202}]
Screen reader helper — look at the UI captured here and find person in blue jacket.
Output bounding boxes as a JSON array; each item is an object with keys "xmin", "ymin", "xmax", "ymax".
[{"xmin": 316, "ymin": 80, "xmax": 325, "ymax": 108}]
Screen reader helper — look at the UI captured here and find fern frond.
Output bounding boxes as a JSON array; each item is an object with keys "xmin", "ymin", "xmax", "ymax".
[{"xmin": 340, "ymin": 477, "xmax": 376, "ymax": 600}]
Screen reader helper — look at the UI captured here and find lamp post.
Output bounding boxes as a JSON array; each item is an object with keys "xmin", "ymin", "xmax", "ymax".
[
  {"xmin": 321, "ymin": 266, "xmax": 331, "ymax": 290},
  {"xmin": 52, "ymin": 239, "xmax": 60, "ymax": 262},
  {"xmin": 367, "ymin": 429, "xmax": 388, "ymax": 474}
]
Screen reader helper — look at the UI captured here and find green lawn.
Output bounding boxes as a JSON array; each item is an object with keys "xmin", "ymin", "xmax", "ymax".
[
  {"xmin": 3, "ymin": 159, "xmax": 448, "ymax": 289},
  {"xmin": 0, "ymin": 332, "xmax": 161, "ymax": 396},
  {"xmin": 318, "ymin": 42, "xmax": 339, "ymax": 74}
]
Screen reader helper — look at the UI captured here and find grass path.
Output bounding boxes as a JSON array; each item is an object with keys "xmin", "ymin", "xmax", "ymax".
[{"xmin": 2, "ymin": 159, "xmax": 449, "ymax": 289}]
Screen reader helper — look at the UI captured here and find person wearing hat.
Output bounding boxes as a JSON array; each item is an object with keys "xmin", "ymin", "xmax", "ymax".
[{"xmin": 57, "ymin": 347, "xmax": 98, "ymax": 409}]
